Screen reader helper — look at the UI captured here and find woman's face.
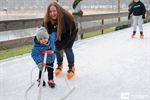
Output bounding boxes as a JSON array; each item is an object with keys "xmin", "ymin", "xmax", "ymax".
[
  {"xmin": 134, "ymin": 0, "xmax": 139, "ymax": 2},
  {"xmin": 49, "ymin": 5, "xmax": 57, "ymax": 20}
]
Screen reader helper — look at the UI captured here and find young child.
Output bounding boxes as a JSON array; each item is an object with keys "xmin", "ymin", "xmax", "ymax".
[
  {"xmin": 31, "ymin": 27, "xmax": 56, "ymax": 88},
  {"xmin": 128, "ymin": 0, "xmax": 146, "ymax": 39}
]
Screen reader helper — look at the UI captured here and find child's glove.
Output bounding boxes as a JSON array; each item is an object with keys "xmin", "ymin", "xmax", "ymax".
[{"xmin": 37, "ymin": 63, "xmax": 43, "ymax": 71}]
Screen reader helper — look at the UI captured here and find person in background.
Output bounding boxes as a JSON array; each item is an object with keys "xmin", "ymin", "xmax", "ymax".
[
  {"xmin": 43, "ymin": 2, "xmax": 78, "ymax": 79},
  {"xmin": 128, "ymin": 0, "xmax": 146, "ymax": 39},
  {"xmin": 31, "ymin": 27, "xmax": 56, "ymax": 88},
  {"xmin": 128, "ymin": 0, "xmax": 135, "ymax": 11},
  {"xmin": 72, "ymin": 0, "xmax": 83, "ymax": 16}
]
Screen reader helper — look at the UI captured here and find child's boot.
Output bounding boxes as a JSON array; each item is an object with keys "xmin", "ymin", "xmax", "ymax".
[
  {"xmin": 131, "ymin": 31, "xmax": 136, "ymax": 38},
  {"xmin": 48, "ymin": 80, "xmax": 55, "ymax": 88},
  {"xmin": 140, "ymin": 32, "xmax": 144, "ymax": 39},
  {"xmin": 55, "ymin": 62, "xmax": 63, "ymax": 76},
  {"xmin": 37, "ymin": 79, "xmax": 46, "ymax": 87},
  {"xmin": 66, "ymin": 65, "xmax": 75, "ymax": 79}
]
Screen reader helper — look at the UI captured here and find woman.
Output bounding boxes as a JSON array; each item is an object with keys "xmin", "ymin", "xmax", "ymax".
[
  {"xmin": 128, "ymin": 0, "xmax": 146, "ymax": 39},
  {"xmin": 43, "ymin": 2, "xmax": 78, "ymax": 79}
]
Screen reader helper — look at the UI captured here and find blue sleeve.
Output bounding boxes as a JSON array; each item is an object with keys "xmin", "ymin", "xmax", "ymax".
[
  {"xmin": 31, "ymin": 38, "xmax": 44, "ymax": 64},
  {"xmin": 31, "ymin": 48, "xmax": 43, "ymax": 64}
]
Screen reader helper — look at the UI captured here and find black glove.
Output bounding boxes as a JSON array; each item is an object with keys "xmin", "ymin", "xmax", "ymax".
[
  {"xmin": 128, "ymin": 15, "xmax": 131, "ymax": 20},
  {"xmin": 142, "ymin": 15, "xmax": 145, "ymax": 19}
]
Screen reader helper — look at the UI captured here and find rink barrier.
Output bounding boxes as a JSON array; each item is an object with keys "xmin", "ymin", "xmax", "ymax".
[{"xmin": 0, "ymin": 10, "xmax": 150, "ymax": 50}]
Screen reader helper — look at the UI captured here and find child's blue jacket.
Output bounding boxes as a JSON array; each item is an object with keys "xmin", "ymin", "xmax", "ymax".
[{"xmin": 31, "ymin": 32, "xmax": 56, "ymax": 64}]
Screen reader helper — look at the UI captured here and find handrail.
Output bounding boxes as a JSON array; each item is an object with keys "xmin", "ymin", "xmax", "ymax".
[{"xmin": 0, "ymin": 11, "xmax": 149, "ymax": 32}]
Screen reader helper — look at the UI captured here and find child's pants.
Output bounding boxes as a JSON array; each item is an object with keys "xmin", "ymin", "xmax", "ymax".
[
  {"xmin": 38, "ymin": 63, "xmax": 54, "ymax": 80},
  {"xmin": 132, "ymin": 15, "xmax": 143, "ymax": 32}
]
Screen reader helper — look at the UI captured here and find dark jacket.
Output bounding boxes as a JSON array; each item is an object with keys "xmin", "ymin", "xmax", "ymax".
[
  {"xmin": 129, "ymin": 1, "xmax": 146, "ymax": 16},
  {"xmin": 47, "ymin": 15, "xmax": 78, "ymax": 51},
  {"xmin": 128, "ymin": 1, "xmax": 135, "ymax": 11}
]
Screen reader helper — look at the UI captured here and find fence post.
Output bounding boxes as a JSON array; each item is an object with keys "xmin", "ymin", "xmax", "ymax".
[
  {"xmin": 118, "ymin": 0, "xmax": 121, "ymax": 22},
  {"xmin": 101, "ymin": 19, "xmax": 104, "ymax": 34}
]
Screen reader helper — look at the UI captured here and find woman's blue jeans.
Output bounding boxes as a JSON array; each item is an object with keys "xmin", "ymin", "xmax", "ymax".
[{"xmin": 56, "ymin": 48, "xmax": 74, "ymax": 66}]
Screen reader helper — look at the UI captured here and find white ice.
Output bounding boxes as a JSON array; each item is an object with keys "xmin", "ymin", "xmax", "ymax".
[{"xmin": 0, "ymin": 23, "xmax": 150, "ymax": 100}]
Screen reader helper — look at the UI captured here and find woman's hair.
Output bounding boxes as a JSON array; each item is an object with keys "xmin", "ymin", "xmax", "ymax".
[{"xmin": 44, "ymin": 2, "xmax": 74, "ymax": 40}]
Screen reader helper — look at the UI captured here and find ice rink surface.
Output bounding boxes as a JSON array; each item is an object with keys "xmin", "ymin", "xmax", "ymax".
[{"xmin": 0, "ymin": 23, "xmax": 150, "ymax": 100}]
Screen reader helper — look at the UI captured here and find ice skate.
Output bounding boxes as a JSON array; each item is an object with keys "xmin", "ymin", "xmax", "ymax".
[
  {"xmin": 140, "ymin": 32, "xmax": 144, "ymax": 39},
  {"xmin": 55, "ymin": 62, "xmax": 63, "ymax": 76},
  {"xmin": 48, "ymin": 80, "xmax": 55, "ymax": 88},
  {"xmin": 37, "ymin": 79, "xmax": 46, "ymax": 87},
  {"xmin": 66, "ymin": 66, "xmax": 75, "ymax": 79},
  {"xmin": 131, "ymin": 33, "xmax": 136, "ymax": 38}
]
